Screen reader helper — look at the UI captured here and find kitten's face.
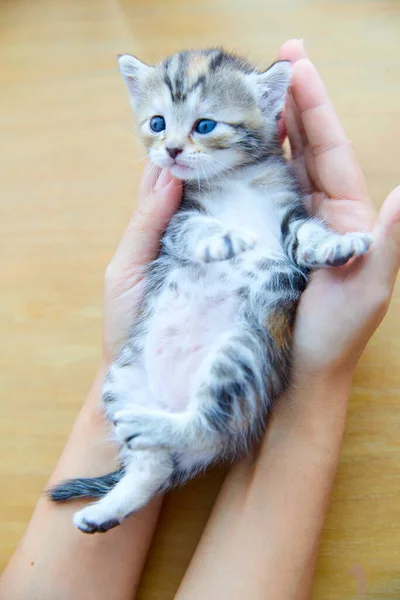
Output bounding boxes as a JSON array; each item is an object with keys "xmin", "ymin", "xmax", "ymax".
[{"xmin": 119, "ymin": 50, "xmax": 291, "ymax": 181}]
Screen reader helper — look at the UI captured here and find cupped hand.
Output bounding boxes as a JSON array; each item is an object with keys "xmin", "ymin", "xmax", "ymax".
[
  {"xmin": 102, "ymin": 166, "xmax": 182, "ymax": 363},
  {"xmin": 279, "ymin": 39, "xmax": 400, "ymax": 378}
]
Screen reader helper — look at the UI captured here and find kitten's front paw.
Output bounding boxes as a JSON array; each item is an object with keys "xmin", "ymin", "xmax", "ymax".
[
  {"xmin": 300, "ymin": 232, "xmax": 373, "ymax": 268},
  {"xmin": 196, "ymin": 230, "xmax": 257, "ymax": 263},
  {"xmin": 113, "ymin": 409, "xmax": 174, "ymax": 450},
  {"xmin": 73, "ymin": 506, "xmax": 120, "ymax": 534}
]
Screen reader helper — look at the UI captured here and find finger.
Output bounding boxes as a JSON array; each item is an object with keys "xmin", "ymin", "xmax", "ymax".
[
  {"xmin": 277, "ymin": 111, "xmax": 287, "ymax": 145},
  {"xmin": 368, "ymin": 186, "xmax": 400, "ymax": 287},
  {"xmin": 278, "ymin": 41, "xmax": 309, "ymax": 174},
  {"xmin": 310, "ymin": 192, "xmax": 376, "ymax": 232},
  {"xmin": 277, "ymin": 40, "xmax": 308, "ymax": 148},
  {"xmin": 278, "ymin": 38, "xmax": 309, "ymax": 63},
  {"xmin": 291, "ymin": 59, "xmax": 369, "ymax": 204},
  {"xmin": 138, "ymin": 161, "xmax": 162, "ymax": 198},
  {"xmin": 282, "ymin": 92, "xmax": 313, "ymax": 192},
  {"xmin": 302, "ymin": 143, "xmax": 323, "ymax": 191},
  {"xmin": 112, "ymin": 169, "xmax": 182, "ymax": 271},
  {"xmin": 285, "ymin": 92, "xmax": 307, "ymax": 158}
]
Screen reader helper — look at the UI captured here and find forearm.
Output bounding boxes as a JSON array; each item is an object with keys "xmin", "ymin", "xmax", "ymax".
[
  {"xmin": 0, "ymin": 367, "xmax": 162, "ymax": 600},
  {"xmin": 175, "ymin": 371, "xmax": 352, "ymax": 600}
]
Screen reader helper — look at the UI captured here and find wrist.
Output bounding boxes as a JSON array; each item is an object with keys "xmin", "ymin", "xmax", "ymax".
[
  {"xmin": 292, "ymin": 364, "xmax": 354, "ymax": 404},
  {"xmin": 266, "ymin": 368, "xmax": 353, "ymax": 460},
  {"xmin": 293, "ymin": 367, "xmax": 352, "ymax": 428}
]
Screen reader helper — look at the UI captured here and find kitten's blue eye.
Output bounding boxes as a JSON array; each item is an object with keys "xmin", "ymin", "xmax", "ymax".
[
  {"xmin": 195, "ymin": 119, "xmax": 217, "ymax": 134},
  {"xmin": 150, "ymin": 116, "xmax": 166, "ymax": 133}
]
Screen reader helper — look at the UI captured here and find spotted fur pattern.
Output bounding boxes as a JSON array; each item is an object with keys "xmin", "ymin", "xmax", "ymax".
[{"xmin": 49, "ymin": 49, "xmax": 373, "ymax": 533}]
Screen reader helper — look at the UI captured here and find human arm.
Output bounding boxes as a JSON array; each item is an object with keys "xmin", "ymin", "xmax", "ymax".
[
  {"xmin": 174, "ymin": 40, "xmax": 400, "ymax": 600},
  {"xmin": 175, "ymin": 373, "xmax": 352, "ymax": 600},
  {"xmin": 0, "ymin": 167, "xmax": 182, "ymax": 600}
]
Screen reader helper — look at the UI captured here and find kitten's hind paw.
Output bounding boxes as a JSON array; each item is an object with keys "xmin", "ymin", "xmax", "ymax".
[
  {"xmin": 196, "ymin": 230, "xmax": 257, "ymax": 263},
  {"xmin": 113, "ymin": 409, "xmax": 177, "ymax": 450},
  {"xmin": 73, "ymin": 506, "xmax": 120, "ymax": 534},
  {"xmin": 299, "ymin": 232, "xmax": 373, "ymax": 268}
]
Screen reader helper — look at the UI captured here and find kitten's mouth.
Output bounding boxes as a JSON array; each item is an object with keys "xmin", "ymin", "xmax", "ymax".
[
  {"xmin": 174, "ymin": 162, "xmax": 191, "ymax": 170},
  {"xmin": 154, "ymin": 158, "xmax": 198, "ymax": 180},
  {"xmin": 169, "ymin": 162, "xmax": 193, "ymax": 177}
]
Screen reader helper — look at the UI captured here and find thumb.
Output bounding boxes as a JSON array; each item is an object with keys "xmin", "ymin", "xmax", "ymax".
[
  {"xmin": 111, "ymin": 166, "xmax": 182, "ymax": 272},
  {"xmin": 368, "ymin": 185, "xmax": 400, "ymax": 289}
]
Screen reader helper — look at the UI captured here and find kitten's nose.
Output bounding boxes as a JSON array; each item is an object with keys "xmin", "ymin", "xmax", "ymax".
[{"xmin": 166, "ymin": 147, "xmax": 183, "ymax": 159}]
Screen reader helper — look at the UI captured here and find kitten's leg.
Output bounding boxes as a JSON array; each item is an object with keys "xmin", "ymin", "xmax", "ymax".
[
  {"xmin": 101, "ymin": 351, "xmax": 150, "ymax": 420},
  {"xmin": 73, "ymin": 449, "xmax": 173, "ymax": 533},
  {"xmin": 113, "ymin": 329, "xmax": 270, "ymax": 453},
  {"xmin": 282, "ymin": 211, "xmax": 373, "ymax": 268},
  {"xmin": 164, "ymin": 212, "xmax": 257, "ymax": 263}
]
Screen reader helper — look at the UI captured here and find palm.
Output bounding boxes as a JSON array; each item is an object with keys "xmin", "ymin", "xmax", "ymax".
[{"xmin": 278, "ymin": 42, "xmax": 379, "ymax": 373}]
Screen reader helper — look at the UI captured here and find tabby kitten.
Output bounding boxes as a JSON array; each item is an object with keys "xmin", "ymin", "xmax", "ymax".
[{"xmin": 50, "ymin": 49, "xmax": 372, "ymax": 533}]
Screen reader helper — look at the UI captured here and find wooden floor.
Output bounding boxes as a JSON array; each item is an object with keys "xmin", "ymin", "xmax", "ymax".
[{"xmin": 1, "ymin": 0, "xmax": 400, "ymax": 598}]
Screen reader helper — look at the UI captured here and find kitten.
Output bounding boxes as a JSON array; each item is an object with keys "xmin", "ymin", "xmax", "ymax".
[{"xmin": 49, "ymin": 49, "xmax": 372, "ymax": 533}]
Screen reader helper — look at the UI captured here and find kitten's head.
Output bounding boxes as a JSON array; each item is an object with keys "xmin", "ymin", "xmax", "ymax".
[{"xmin": 118, "ymin": 49, "xmax": 291, "ymax": 181}]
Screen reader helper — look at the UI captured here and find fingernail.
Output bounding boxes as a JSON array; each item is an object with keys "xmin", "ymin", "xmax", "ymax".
[
  {"xmin": 297, "ymin": 38, "xmax": 305, "ymax": 49},
  {"xmin": 155, "ymin": 169, "xmax": 171, "ymax": 191}
]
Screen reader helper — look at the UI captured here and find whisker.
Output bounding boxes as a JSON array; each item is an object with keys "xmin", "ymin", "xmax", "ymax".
[
  {"xmin": 196, "ymin": 165, "xmax": 201, "ymax": 193},
  {"xmin": 199, "ymin": 163, "xmax": 206, "ymax": 186},
  {"xmin": 200, "ymin": 163, "xmax": 211, "ymax": 187},
  {"xmin": 201, "ymin": 160, "xmax": 225, "ymax": 184},
  {"xmin": 204, "ymin": 156, "xmax": 236, "ymax": 174},
  {"xmin": 124, "ymin": 154, "xmax": 148, "ymax": 170},
  {"xmin": 147, "ymin": 162, "xmax": 159, "ymax": 181}
]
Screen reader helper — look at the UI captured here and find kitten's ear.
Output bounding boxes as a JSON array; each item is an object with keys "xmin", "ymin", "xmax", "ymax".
[
  {"xmin": 118, "ymin": 54, "xmax": 153, "ymax": 102},
  {"xmin": 253, "ymin": 60, "xmax": 292, "ymax": 115}
]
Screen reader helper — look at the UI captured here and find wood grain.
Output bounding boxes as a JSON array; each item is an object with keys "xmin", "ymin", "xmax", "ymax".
[{"xmin": 1, "ymin": 1, "xmax": 399, "ymax": 598}]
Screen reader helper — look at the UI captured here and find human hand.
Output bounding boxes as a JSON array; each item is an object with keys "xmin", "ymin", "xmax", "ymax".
[
  {"xmin": 102, "ymin": 165, "xmax": 182, "ymax": 364},
  {"xmin": 279, "ymin": 39, "xmax": 400, "ymax": 380}
]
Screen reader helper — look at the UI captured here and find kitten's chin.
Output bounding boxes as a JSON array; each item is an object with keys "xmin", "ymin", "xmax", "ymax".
[
  {"xmin": 151, "ymin": 160, "xmax": 226, "ymax": 182},
  {"xmin": 168, "ymin": 163, "xmax": 198, "ymax": 181}
]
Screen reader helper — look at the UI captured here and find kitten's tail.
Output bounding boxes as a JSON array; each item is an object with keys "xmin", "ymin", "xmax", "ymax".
[{"xmin": 47, "ymin": 469, "xmax": 123, "ymax": 502}]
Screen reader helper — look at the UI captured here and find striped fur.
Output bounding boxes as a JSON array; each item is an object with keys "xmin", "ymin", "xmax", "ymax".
[
  {"xmin": 118, "ymin": 48, "xmax": 290, "ymax": 181},
  {"xmin": 50, "ymin": 49, "xmax": 373, "ymax": 533},
  {"xmin": 49, "ymin": 471, "xmax": 123, "ymax": 501}
]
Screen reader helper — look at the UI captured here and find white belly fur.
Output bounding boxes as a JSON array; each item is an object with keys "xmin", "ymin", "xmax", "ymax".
[{"xmin": 144, "ymin": 184, "xmax": 285, "ymax": 412}]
